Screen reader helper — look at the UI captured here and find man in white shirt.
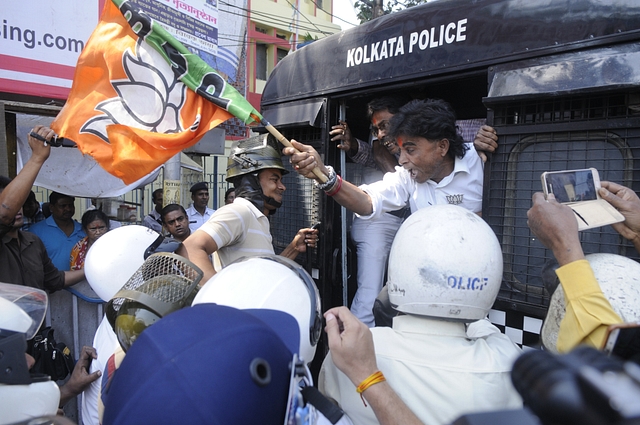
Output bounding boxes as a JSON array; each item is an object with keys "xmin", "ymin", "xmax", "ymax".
[
  {"xmin": 179, "ymin": 137, "xmax": 318, "ymax": 282},
  {"xmin": 285, "ymin": 98, "xmax": 485, "ymax": 225},
  {"xmin": 142, "ymin": 188, "xmax": 163, "ymax": 234},
  {"xmin": 319, "ymin": 206, "xmax": 522, "ymax": 425},
  {"xmin": 186, "ymin": 182, "xmax": 215, "ymax": 232},
  {"xmin": 330, "ymin": 97, "xmax": 495, "ymax": 327}
]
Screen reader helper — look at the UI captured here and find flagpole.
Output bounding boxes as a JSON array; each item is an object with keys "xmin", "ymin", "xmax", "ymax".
[{"xmin": 262, "ymin": 121, "xmax": 328, "ymax": 183}]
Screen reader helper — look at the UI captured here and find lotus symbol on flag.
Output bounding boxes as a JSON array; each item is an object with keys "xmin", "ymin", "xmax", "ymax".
[
  {"xmin": 51, "ymin": 0, "xmax": 261, "ymax": 186},
  {"xmin": 81, "ymin": 39, "xmax": 187, "ymax": 143}
]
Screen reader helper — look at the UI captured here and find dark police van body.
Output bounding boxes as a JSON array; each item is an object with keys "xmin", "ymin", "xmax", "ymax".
[{"xmin": 260, "ymin": 0, "xmax": 640, "ymax": 364}]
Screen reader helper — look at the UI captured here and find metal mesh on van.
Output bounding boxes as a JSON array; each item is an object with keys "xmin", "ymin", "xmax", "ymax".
[
  {"xmin": 270, "ymin": 126, "xmax": 323, "ymax": 265},
  {"xmin": 487, "ymin": 92, "xmax": 640, "ymax": 317}
]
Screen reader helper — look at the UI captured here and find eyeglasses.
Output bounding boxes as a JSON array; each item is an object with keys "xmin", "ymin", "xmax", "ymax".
[
  {"xmin": 371, "ymin": 120, "xmax": 390, "ymax": 136},
  {"xmin": 87, "ymin": 225, "xmax": 108, "ymax": 234}
]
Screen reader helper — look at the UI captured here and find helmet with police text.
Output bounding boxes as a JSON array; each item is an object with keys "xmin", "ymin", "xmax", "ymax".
[
  {"xmin": 85, "ymin": 225, "xmax": 182, "ymax": 302},
  {"xmin": 387, "ymin": 205, "xmax": 503, "ymax": 321},
  {"xmin": 225, "ymin": 134, "xmax": 288, "ymax": 181},
  {"xmin": 0, "ymin": 283, "xmax": 60, "ymax": 424},
  {"xmin": 102, "ymin": 304, "xmax": 302, "ymax": 425},
  {"xmin": 541, "ymin": 253, "xmax": 640, "ymax": 353},
  {"xmin": 106, "ymin": 253, "xmax": 203, "ymax": 352},
  {"xmin": 192, "ymin": 255, "xmax": 322, "ymax": 363}
]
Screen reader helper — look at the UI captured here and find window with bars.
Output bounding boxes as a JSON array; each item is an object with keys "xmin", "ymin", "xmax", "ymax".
[
  {"xmin": 271, "ymin": 126, "xmax": 323, "ymax": 265},
  {"xmin": 487, "ymin": 93, "xmax": 640, "ymax": 317},
  {"xmin": 256, "ymin": 44, "xmax": 267, "ymax": 81}
]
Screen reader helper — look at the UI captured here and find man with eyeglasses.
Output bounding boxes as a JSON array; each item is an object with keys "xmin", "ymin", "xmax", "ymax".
[
  {"xmin": 328, "ymin": 96, "xmax": 497, "ymax": 327},
  {"xmin": 160, "ymin": 204, "xmax": 191, "ymax": 242}
]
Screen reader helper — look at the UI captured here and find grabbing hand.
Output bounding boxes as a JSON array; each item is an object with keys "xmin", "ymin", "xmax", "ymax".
[
  {"xmin": 282, "ymin": 140, "xmax": 329, "ymax": 182},
  {"xmin": 292, "ymin": 227, "xmax": 319, "ymax": 253},
  {"xmin": 58, "ymin": 346, "xmax": 101, "ymax": 407},
  {"xmin": 27, "ymin": 125, "xmax": 54, "ymax": 163},
  {"xmin": 330, "ymin": 121, "xmax": 357, "ymax": 155},
  {"xmin": 324, "ymin": 307, "xmax": 378, "ymax": 386},
  {"xmin": 473, "ymin": 125, "xmax": 498, "ymax": 163}
]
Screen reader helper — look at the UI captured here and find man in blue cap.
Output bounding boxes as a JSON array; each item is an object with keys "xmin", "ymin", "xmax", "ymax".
[{"xmin": 101, "ymin": 304, "xmax": 353, "ymax": 425}]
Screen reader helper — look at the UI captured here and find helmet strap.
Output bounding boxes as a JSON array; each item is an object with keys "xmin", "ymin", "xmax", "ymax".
[
  {"xmin": 232, "ymin": 173, "xmax": 283, "ymax": 215},
  {"xmin": 232, "ymin": 174, "xmax": 267, "ymax": 212},
  {"xmin": 263, "ymin": 195, "xmax": 282, "ymax": 215}
]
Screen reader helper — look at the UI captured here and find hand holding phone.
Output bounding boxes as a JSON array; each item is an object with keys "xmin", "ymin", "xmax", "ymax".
[
  {"xmin": 603, "ymin": 322, "xmax": 640, "ymax": 360},
  {"xmin": 541, "ymin": 168, "xmax": 624, "ymax": 231}
]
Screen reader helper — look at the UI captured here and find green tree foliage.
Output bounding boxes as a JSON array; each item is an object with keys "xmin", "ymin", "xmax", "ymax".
[{"xmin": 355, "ymin": 0, "xmax": 430, "ymax": 24}]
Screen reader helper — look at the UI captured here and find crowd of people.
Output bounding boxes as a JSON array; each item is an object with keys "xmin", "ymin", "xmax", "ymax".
[{"xmin": 1, "ymin": 87, "xmax": 639, "ymax": 423}]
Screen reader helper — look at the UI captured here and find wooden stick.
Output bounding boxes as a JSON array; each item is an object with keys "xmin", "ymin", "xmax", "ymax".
[{"xmin": 263, "ymin": 121, "xmax": 328, "ymax": 183}]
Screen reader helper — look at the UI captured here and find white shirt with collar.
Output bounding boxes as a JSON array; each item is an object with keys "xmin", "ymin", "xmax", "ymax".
[
  {"xmin": 142, "ymin": 209, "xmax": 163, "ymax": 234},
  {"xmin": 319, "ymin": 315, "xmax": 522, "ymax": 425},
  {"xmin": 186, "ymin": 204, "xmax": 215, "ymax": 232},
  {"xmin": 196, "ymin": 197, "xmax": 274, "ymax": 271},
  {"xmin": 359, "ymin": 143, "xmax": 483, "ymax": 220}
]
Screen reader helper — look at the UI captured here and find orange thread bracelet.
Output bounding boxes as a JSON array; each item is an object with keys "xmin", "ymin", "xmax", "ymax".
[{"xmin": 355, "ymin": 370, "xmax": 386, "ymax": 406}]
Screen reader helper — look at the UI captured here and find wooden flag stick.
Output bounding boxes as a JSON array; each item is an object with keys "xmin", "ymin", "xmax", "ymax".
[{"xmin": 262, "ymin": 121, "xmax": 328, "ymax": 183}]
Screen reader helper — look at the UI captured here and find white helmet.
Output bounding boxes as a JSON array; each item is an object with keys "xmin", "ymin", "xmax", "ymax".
[
  {"xmin": 85, "ymin": 225, "xmax": 166, "ymax": 301},
  {"xmin": 541, "ymin": 253, "xmax": 640, "ymax": 353},
  {"xmin": 387, "ymin": 205, "xmax": 503, "ymax": 321},
  {"xmin": 192, "ymin": 255, "xmax": 322, "ymax": 363},
  {"xmin": 0, "ymin": 283, "xmax": 60, "ymax": 424}
]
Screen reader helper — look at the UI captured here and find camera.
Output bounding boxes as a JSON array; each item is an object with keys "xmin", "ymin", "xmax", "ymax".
[{"xmin": 452, "ymin": 346, "xmax": 640, "ymax": 425}]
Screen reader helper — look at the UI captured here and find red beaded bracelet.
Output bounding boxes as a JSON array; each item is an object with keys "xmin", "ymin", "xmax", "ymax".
[{"xmin": 325, "ymin": 175, "xmax": 343, "ymax": 197}]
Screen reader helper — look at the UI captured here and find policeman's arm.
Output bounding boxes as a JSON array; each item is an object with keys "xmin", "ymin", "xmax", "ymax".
[
  {"xmin": 178, "ymin": 230, "xmax": 218, "ymax": 282},
  {"xmin": 324, "ymin": 307, "xmax": 423, "ymax": 425},
  {"xmin": 281, "ymin": 228, "xmax": 319, "ymax": 260},
  {"xmin": 284, "ymin": 140, "xmax": 374, "ymax": 216}
]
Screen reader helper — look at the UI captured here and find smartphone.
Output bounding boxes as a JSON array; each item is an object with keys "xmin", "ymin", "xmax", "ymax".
[
  {"xmin": 540, "ymin": 168, "xmax": 624, "ymax": 231},
  {"xmin": 602, "ymin": 322, "xmax": 640, "ymax": 360},
  {"xmin": 541, "ymin": 168, "xmax": 600, "ymax": 203}
]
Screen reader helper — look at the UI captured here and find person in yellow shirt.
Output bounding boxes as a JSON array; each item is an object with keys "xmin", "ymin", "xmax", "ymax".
[{"xmin": 527, "ymin": 180, "xmax": 640, "ymax": 352}]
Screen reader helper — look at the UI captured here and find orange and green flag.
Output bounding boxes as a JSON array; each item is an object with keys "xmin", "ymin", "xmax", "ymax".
[{"xmin": 52, "ymin": 0, "xmax": 262, "ymax": 184}]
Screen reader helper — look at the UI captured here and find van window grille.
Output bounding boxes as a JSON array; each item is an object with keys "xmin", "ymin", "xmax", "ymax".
[
  {"xmin": 486, "ymin": 126, "xmax": 640, "ymax": 317},
  {"xmin": 271, "ymin": 126, "xmax": 323, "ymax": 264},
  {"xmin": 493, "ymin": 93, "xmax": 634, "ymax": 126}
]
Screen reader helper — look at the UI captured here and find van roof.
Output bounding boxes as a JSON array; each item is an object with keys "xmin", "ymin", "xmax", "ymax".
[{"xmin": 261, "ymin": 0, "xmax": 640, "ymax": 107}]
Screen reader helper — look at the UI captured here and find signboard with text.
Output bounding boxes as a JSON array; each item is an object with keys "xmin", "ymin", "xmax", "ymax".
[
  {"xmin": 0, "ymin": 0, "xmax": 224, "ymax": 101},
  {"xmin": 0, "ymin": 1, "xmax": 101, "ymax": 99}
]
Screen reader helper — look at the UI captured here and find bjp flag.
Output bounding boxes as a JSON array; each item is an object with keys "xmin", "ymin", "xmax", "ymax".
[{"xmin": 52, "ymin": 0, "xmax": 262, "ymax": 184}]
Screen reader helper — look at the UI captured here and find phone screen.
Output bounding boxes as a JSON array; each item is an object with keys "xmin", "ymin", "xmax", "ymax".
[{"xmin": 546, "ymin": 170, "xmax": 597, "ymax": 203}]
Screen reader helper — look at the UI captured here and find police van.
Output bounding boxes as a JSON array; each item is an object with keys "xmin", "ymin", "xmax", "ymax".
[{"xmin": 261, "ymin": 0, "xmax": 640, "ymax": 353}]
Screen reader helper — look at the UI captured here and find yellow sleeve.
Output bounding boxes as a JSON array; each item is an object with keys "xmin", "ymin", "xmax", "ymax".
[{"xmin": 555, "ymin": 259, "xmax": 622, "ymax": 353}]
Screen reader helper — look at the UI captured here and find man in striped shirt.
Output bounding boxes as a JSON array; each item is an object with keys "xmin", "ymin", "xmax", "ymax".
[{"xmin": 179, "ymin": 137, "xmax": 318, "ymax": 282}]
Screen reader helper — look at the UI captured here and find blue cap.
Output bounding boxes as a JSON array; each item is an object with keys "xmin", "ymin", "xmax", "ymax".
[{"xmin": 102, "ymin": 304, "xmax": 300, "ymax": 425}]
